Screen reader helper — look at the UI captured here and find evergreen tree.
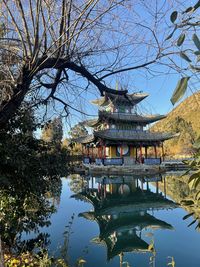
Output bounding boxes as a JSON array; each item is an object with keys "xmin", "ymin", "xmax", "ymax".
[
  {"xmin": 68, "ymin": 123, "xmax": 88, "ymax": 140},
  {"xmin": 42, "ymin": 117, "xmax": 63, "ymax": 145}
]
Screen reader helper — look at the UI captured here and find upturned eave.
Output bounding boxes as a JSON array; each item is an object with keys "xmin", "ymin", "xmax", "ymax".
[
  {"xmin": 94, "ymin": 130, "xmax": 177, "ymax": 142},
  {"xmin": 99, "ymin": 111, "xmax": 166, "ymax": 123}
]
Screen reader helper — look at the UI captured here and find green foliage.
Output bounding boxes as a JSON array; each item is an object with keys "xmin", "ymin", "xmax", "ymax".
[
  {"xmin": 179, "ymin": 52, "xmax": 191, "ymax": 63},
  {"xmin": 194, "ymin": 0, "xmax": 200, "ymax": 11},
  {"xmin": 0, "ymin": 105, "xmax": 67, "ymax": 251},
  {"xmin": 60, "ymin": 214, "xmax": 75, "ymax": 265},
  {"xmin": 168, "ymin": 4, "xmax": 200, "ymax": 103},
  {"xmin": 170, "ymin": 77, "xmax": 190, "ymax": 105},
  {"xmin": 68, "ymin": 123, "xmax": 88, "ymax": 140},
  {"xmin": 42, "ymin": 117, "xmax": 63, "ymax": 145},
  {"xmin": 167, "ymin": 256, "xmax": 175, "ymax": 267},
  {"xmin": 170, "ymin": 11, "xmax": 178, "ymax": 23},
  {"xmin": 184, "ymin": 7, "xmax": 193, "ymax": 13},
  {"xmin": 185, "ymin": 144, "xmax": 200, "ymax": 191},
  {"xmin": 165, "ymin": 28, "xmax": 177, "ymax": 41},
  {"xmin": 177, "ymin": 33, "xmax": 185, "ymax": 46},
  {"xmin": 0, "ymin": 23, "xmax": 6, "ymax": 37},
  {"xmin": 192, "ymin": 33, "xmax": 200, "ymax": 50}
]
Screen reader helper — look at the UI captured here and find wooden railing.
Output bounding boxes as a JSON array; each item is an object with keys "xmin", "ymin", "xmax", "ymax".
[{"xmin": 83, "ymin": 157, "xmax": 123, "ymax": 166}]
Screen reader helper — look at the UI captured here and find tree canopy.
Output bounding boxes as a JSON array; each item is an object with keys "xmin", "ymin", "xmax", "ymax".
[
  {"xmin": 166, "ymin": 1, "xmax": 200, "ymax": 104},
  {"xmin": 42, "ymin": 117, "xmax": 63, "ymax": 144},
  {"xmin": 0, "ymin": 0, "xmax": 182, "ymax": 127}
]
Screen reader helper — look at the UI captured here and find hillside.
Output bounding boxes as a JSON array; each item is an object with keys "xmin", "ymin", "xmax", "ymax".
[{"xmin": 151, "ymin": 91, "xmax": 200, "ymax": 156}]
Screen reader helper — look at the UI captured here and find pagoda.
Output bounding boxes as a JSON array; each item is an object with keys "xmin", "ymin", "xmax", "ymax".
[{"xmin": 75, "ymin": 90, "xmax": 176, "ymax": 166}]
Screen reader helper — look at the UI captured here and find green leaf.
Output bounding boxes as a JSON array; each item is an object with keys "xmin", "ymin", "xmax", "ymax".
[
  {"xmin": 195, "ymin": 177, "xmax": 200, "ymax": 188},
  {"xmin": 177, "ymin": 33, "xmax": 185, "ymax": 46},
  {"xmin": 194, "ymin": 0, "xmax": 200, "ymax": 10},
  {"xmin": 188, "ymin": 172, "xmax": 200, "ymax": 183},
  {"xmin": 194, "ymin": 50, "xmax": 200, "ymax": 55},
  {"xmin": 165, "ymin": 27, "xmax": 177, "ymax": 41},
  {"xmin": 184, "ymin": 6, "xmax": 194, "ymax": 13},
  {"xmin": 192, "ymin": 34, "xmax": 200, "ymax": 50},
  {"xmin": 181, "ymin": 200, "xmax": 194, "ymax": 206},
  {"xmin": 180, "ymin": 52, "xmax": 192, "ymax": 62},
  {"xmin": 188, "ymin": 219, "xmax": 197, "ymax": 227},
  {"xmin": 170, "ymin": 11, "xmax": 178, "ymax": 23},
  {"xmin": 183, "ymin": 212, "xmax": 194, "ymax": 220},
  {"xmin": 195, "ymin": 222, "xmax": 200, "ymax": 230},
  {"xmin": 190, "ymin": 64, "xmax": 200, "ymax": 72},
  {"xmin": 170, "ymin": 77, "xmax": 190, "ymax": 105},
  {"xmin": 195, "ymin": 191, "xmax": 200, "ymax": 200},
  {"xmin": 189, "ymin": 179, "xmax": 196, "ymax": 189},
  {"xmin": 0, "ymin": 23, "xmax": 6, "ymax": 38}
]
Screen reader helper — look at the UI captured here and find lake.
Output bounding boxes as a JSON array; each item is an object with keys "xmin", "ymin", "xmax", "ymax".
[{"xmin": 21, "ymin": 172, "xmax": 200, "ymax": 267}]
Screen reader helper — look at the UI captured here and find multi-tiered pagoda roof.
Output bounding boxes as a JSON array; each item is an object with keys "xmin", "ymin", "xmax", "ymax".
[
  {"xmin": 76, "ymin": 91, "xmax": 175, "ymax": 144},
  {"xmin": 74, "ymin": 89, "xmax": 176, "ymax": 166}
]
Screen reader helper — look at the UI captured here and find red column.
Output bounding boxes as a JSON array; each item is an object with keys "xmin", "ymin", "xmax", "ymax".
[
  {"xmin": 104, "ymin": 143, "xmax": 106, "ymax": 159},
  {"xmin": 140, "ymin": 143, "xmax": 142, "ymax": 163},
  {"xmin": 91, "ymin": 146, "xmax": 94, "ymax": 159},
  {"xmin": 141, "ymin": 180, "xmax": 143, "ymax": 190},
  {"xmin": 98, "ymin": 183, "xmax": 100, "ymax": 193},
  {"xmin": 164, "ymin": 177, "xmax": 166, "ymax": 198},
  {"xmin": 154, "ymin": 145, "xmax": 157, "ymax": 158},
  {"xmin": 81, "ymin": 145, "xmax": 84, "ymax": 158},
  {"xmin": 145, "ymin": 146, "xmax": 148, "ymax": 159},
  {"xmin": 104, "ymin": 184, "xmax": 107, "ymax": 198},
  {"xmin": 156, "ymin": 180, "xmax": 159, "ymax": 194},
  {"xmin": 161, "ymin": 142, "xmax": 165, "ymax": 162},
  {"xmin": 120, "ymin": 144, "xmax": 123, "ymax": 157}
]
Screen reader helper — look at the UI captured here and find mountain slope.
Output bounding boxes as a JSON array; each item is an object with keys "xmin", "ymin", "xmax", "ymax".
[{"xmin": 151, "ymin": 91, "xmax": 200, "ymax": 156}]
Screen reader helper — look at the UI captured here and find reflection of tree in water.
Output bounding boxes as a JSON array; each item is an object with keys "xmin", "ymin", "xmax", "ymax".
[
  {"xmin": 0, "ymin": 175, "xmax": 62, "ymax": 252},
  {"xmin": 159, "ymin": 174, "xmax": 200, "ymax": 229},
  {"xmin": 68, "ymin": 174, "xmax": 87, "ymax": 194}
]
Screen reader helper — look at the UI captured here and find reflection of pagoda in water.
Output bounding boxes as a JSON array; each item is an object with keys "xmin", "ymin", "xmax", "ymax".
[{"xmin": 72, "ymin": 175, "xmax": 177, "ymax": 262}]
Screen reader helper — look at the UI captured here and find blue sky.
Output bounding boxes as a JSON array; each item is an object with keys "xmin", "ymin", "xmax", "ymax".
[{"xmin": 35, "ymin": 0, "xmax": 200, "ymax": 138}]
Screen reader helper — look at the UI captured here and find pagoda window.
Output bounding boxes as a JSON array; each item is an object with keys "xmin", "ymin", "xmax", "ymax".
[
  {"xmin": 104, "ymin": 123, "xmax": 109, "ymax": 129},
  {"xmin": 131, "ymin": 107, "xmax": 136, "ymax": 114},
  {"xmin": 106, "ymin": 106, "xmax": 111, "ymax": 112},
  {"xmin": 136, "ymin": 125, "xmax": 141, "ymax": 130},
  {"xmin": 119, "ymin": 106, "xmax": 125, "ymax": 113}
]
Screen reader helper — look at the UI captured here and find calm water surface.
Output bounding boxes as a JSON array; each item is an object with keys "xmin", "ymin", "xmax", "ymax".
[{"xmin": 27, "ymin": 174, "xmax": 200, "ymax": 267}]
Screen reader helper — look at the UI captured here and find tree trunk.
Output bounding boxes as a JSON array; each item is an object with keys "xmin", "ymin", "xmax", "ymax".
[
  {"xmin": 0, "ymin": 70, "xmax": 31, "ymax": 129},
  {"xmin": 0, "ymin": 236, "xmax": 5, "ymax": 267}
]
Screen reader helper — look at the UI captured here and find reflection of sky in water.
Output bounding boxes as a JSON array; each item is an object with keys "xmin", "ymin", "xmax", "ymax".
[{"xmin": 22, "ymin": 176, "xmax": 200, "ymax": 267}]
